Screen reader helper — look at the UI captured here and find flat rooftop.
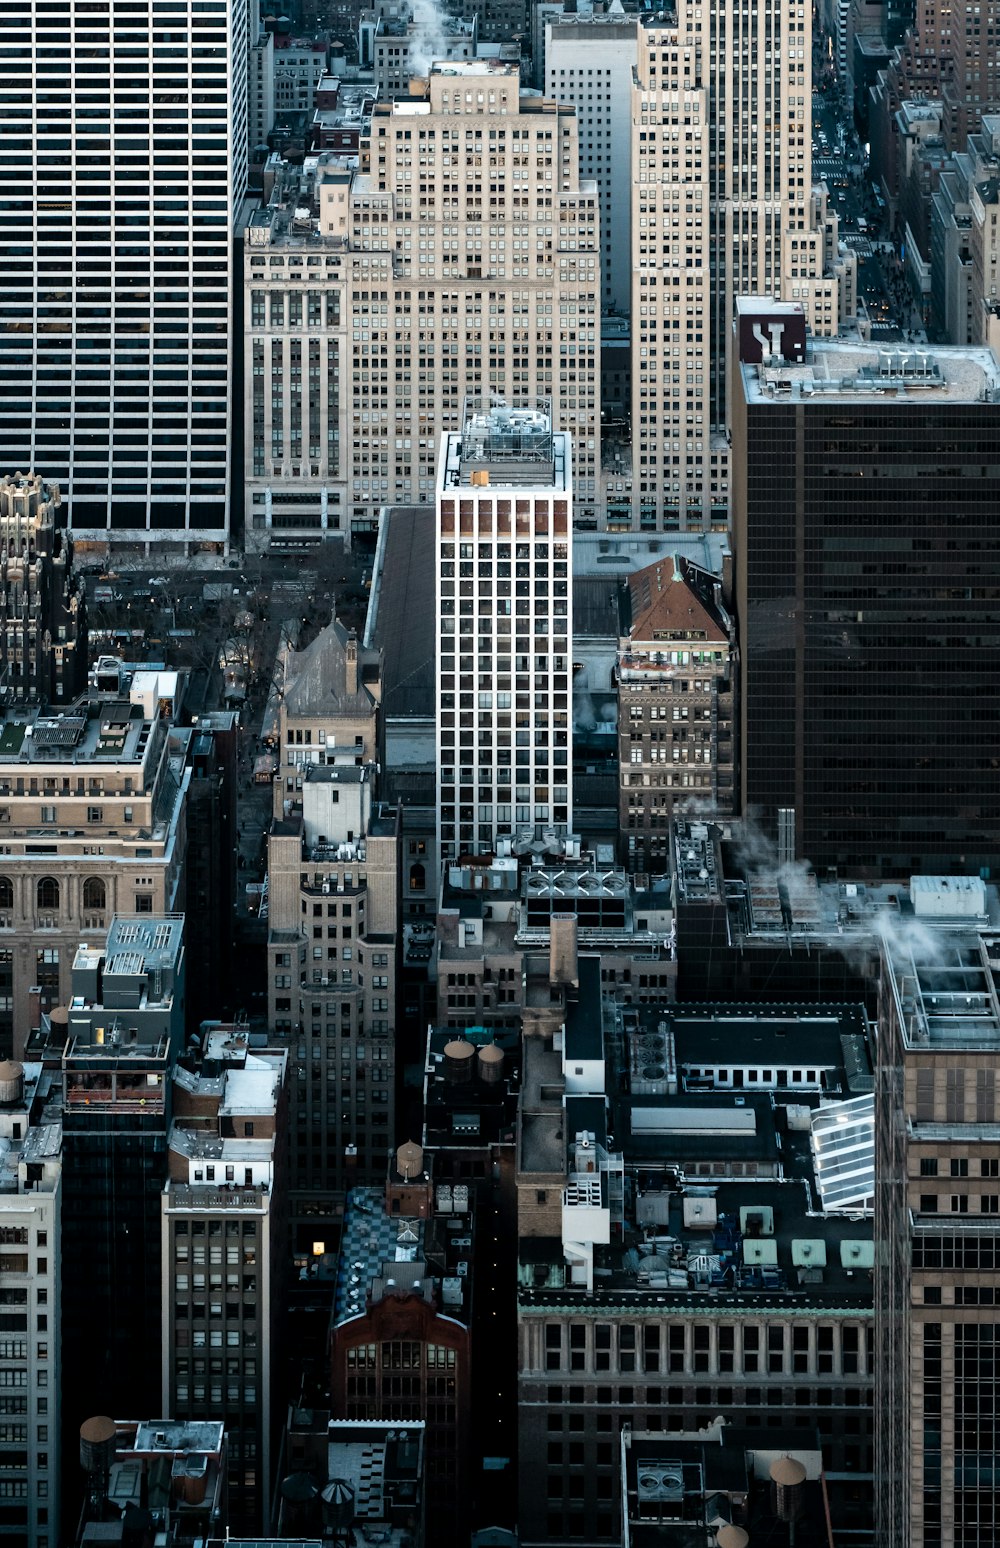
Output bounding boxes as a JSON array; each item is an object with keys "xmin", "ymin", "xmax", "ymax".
[
  {"xmin": 885, "ymin": 932, "xmax": 1000, "ymax": 1049},
  {"xmin": 0, "ymin": 700, "xmax": 151, "ymax": 765},
  {"xmin": 741, "ymin": 340, "xmax": 1000, "ymax": 406},
  {"xmin": 334, "ymin": 1186, "xmax": 473, "ymax": 1328},
  {"xmin": 431, "ymin": 58, "xmax": 518, "ymax": 75},
  {"xmin": 131, "ymin": 1420, "xmax": 225, "ymax": 1455}
]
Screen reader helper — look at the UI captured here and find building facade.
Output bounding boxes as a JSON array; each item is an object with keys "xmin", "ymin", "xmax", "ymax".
[
  {"xmin": 244, "ymin": 61, "xmax": 600, "ymax": 545},
  {"xmin": 875, "ymin": 899, "xmax": 1000, "ymax": 1548},
  {"xmin": 435, "ymin": 402, "xmax": 573, "ymax": 863},
  {"xmin": 0, "ymin": 1061, "xmax": 61, "ymax": 1548},
  {"xmin": 732, "ymin": 333, "xmax": 1000, "ymax": 877},
  {"xmin": 0, "ymin": 695, "xmax": 188, "ymax": 1059},
  {"xmin": 627, "ymin": 11, "xmax": 838, "ymax": 532},
  {"xmin": 545, "ymin": 15, "xmax": 639, "ymax": 315},
  {"xmin": 267, "ymin": 764, "xmax": 400, "ymax": 1224},
  {"xmin": 162, "ymin": 1026, "xmax": 287, "ymax": 1531},
  {"xmin": 2, "ymin": 0, "xmax": 250, "ymax": 551},
  {"xmin": 616, "ymin": 555, "xmax": 734, "ymax": 874},
  {"xmin": 0, "ymin": 476, "xmax": 87, "ymax": 708}
]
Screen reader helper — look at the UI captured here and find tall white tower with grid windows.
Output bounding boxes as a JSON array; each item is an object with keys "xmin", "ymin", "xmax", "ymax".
[{"xmin": 436, "ymin": 400, "xmax": 573, "ymax": 864}]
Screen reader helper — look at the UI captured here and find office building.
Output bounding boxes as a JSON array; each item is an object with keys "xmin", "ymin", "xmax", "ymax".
[
  {"xmin": 616, "ymin": 555, "xmax": 734, "ymax": 875},
  {"xmin": 267, "ymin": 763, "xmax": 399, "ymax": 1225},
  {"xmin": 162, "ymin": 1025, "xmax": 287, "ymax": 1530},
  {"xmin": 271, "ymin": 618, "xmax": 382, "ymax": 825},
  {"xmin": 277, "ymin": 1415, "xmax": 426, "ymax": 1544},
  {"xmin": 183, "ymin": 711, "xmax": 238, "ymax": 1031},
  {"xmin": 732, "ymin": 328, "xmax": 1000, "ymax": 877},
  {"xmin": 0, "ymin": 693, "xmax": 189, "ymax": 1058},
  {"xmin": 627, "ymin": 12, "xmax": 838, "ymax": 532},
  {"xmin": 0, "ymin": 475, "xmax": 87, "ymax": 708},
  {"xmin": 435, "ymin": 401, "xmax": 573, "ymax": 863},
  {"xmin": 621, "ymin": 1422, "xmax": 835, "ymax": 1548},
  {"xmin": 30, "ymin": 918, "xmax": 186, "ymax": 1524},
  {"xmin": 875, "ymin": 890, "xmax": 1000, "ymax": 1548},
  {"xmin": 930, "ymin": 115, "xmax": 1000, "ymax": 344},
  {"xmin": 75, "ymin": 1419, "xmax": 227, "ymax": 1547},
  {"xmin": 272, "ymin": 36, "xmax": 328, "ymax": 114},
  {"xmin": 545, "ymin": 14, "xmax": 639, "ymax": 314},
  {"xmin": 330, "ymin": 1161, "xmax": 473, "ymax": 1542},
  {"xmin": 0, "ymin": 1060, "xmax": 61, "ymax": 1548},
  {"xmin": 244, "ymin": 60, "xmax": 600, "ymax": 545},
  {"xmin": 2, "ymin": 0, "xmax": 250, "ymax": 552},
  {"xmin": 515, "ymin": 957, "xmax": 875, "ymax": 1545}
]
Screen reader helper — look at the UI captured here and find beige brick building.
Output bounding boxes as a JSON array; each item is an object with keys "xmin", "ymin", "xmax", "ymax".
[
  {"xmin": 0, "ymin": 694, "xmax": 188, "ymax": 1057},
  {"xmin": 244, "ymin": 60, "xmax": 600, "ymax": 545}
]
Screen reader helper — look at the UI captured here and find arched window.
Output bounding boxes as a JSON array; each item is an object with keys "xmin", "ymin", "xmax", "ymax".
[
  {"xmin": 37, "ymin": 877, "xmax": 60, "ymax": 911},
  {"xmin": 0, "ymin": 878, "xmax": 11, "ymax": 911},
  {"xmin": 82, "ymin": 877, "xmax": 106, "ymax": 912},
  {"xmin": 409, "ymin": 863, "xmax": 426, "ymax": 893}
]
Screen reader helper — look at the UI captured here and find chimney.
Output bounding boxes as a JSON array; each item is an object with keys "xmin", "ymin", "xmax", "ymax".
[
  {"xmin": 27, "ymin": 986, "xmax": 42, "ymax": 1034},
  {"xmin": 345, "ymin": 630, "xmax": 359, "ymax": 696},
  {"xmin": 549, "ymin": 913, "xmax": 579, "ymax": 988}
]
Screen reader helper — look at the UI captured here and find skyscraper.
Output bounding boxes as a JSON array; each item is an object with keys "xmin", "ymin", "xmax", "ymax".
[
  {"xmin": 0, "ymin": 474, "xmax": 87, "ymax": 706},
  {"xmin": 244, "ymin": 60, "xmax": 600, "ymax": 546},
  {"xmin": 875, "ymin": 895, "xmax": 1000, "ymax": 1548},
  {"xmin": 2, "ymin": 0, "xmax": 250, "ymax": 552},
  {"xmin": 628, "ymin": 8, "xmax": 838, "ymax": 531},
  {"xmin": 732, "ymin": 323, "xmax": 1000, "ymax": 877},
  {"xmin": 435, "ymin": 401, "xmax": 573, "ymax": 864}
]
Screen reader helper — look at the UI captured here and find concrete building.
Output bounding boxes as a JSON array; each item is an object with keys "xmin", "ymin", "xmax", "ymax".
[
  {"xmin": 875, "ymin": 889, "xmax": 1000, "ymax": 1548},
  {"xmin": 2, "ymin": 0, "xmax": 250, "ymax": 552},
  {"xmin": 0, "ymin": 1060, "xmax": 61, "ymax": 1548},
  {"xmin": 271, "ymin": 618, "xmax": 382, "ymax": 825},
  {"xmin": 162, "ymin": 1025, "xmax": 287, "ymax": 1530},
  {"xmin": 330, "ymin": 1163, "xmax": 473, "ymax": 1542},
  {"xmin": 0, "ymin": 476, "xmax": 87, "ymax": 709},
  {"xmin": 931, "ymin": 114, "xmax": 1000, "ymax": 343},
  {"xmin": 249, "ymin": 24, "xmax": 276, "ymax": 155},
  {"xmin": 435, "ymin": 401, "xmax": 573, "ymax": 863},
  {"xmin": 616, "ymin": 555, "xmax": 734, "ymax": 875},
  {"xmin": 0, "ymin": 694, "xmax": 189, "ymax": 1058},
  {"xmin": 515, "ymin": 958, "xmax": 875, "ymax": 1545},
  {"xmin": 29, "ymin": 918, "xmax": 186, "ymax": 1524},
  {"xmin": 273, "ymin": 38, "xmax": 328, "ymax": 114},
  {"xmin": 371, "ymin": 6, "xmax": 478, "ymax": 99},
  {"xmin": 267, "ymin": 763, "xmax": 400, "ymax": 1226},
  {"xmin": 545, "ymin": 14, "xmax": 639, "ymax": 315},
  {"xmin": 626, "ymin": 9, "xmax": 837, "ymax": 532},
  {"xmin": 731, "ymin": 330, "xmax": 1000, "ymax": 878},
  {"xmin": 75, "ymin": 1419, "xmax": 227, "ymax": 1548},
  {"xmin": 277, "ymin": 1416, "xmax": 426, "ymax": 1543},
  {"xmin": 244, "ymin": 60, "xmax": 600, "ymax": 545}
]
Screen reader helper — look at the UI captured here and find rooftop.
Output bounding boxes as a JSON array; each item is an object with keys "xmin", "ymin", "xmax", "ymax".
[
  {"xmin": 439, "ymin": 401, "xmax": 570, "ymax": 494},
  {"xmin": 0, "ymin": 699, "xmax": 152, "ymax": 765},
  {"xmin": 366, "ymin": 506, "xmax": 436, "ymax": 723},
  {"xmin": 741, "ymin": 339, "xmax": 1000, "ymax": 405},
  {"xmin": 423, "ymin": 1025, "xmax": 521, "ymax": 1151},
  {"xmin": 333, "ymin": 1185, "xmax": 473, "ymax": 1328},
  {"xmin": 884, "ymin": 930, "xmax": 1000, "ymax": 1050}
]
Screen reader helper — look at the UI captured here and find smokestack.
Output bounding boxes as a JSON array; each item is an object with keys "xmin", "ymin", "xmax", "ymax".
[{"xmin": 550, "ymin": 913, "xmax": 579, "ymax": 988}]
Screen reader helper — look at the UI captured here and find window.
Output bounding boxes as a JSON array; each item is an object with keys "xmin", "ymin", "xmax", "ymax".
[
  {"xmin": 36, "ymin": 878, "xmax": 59, "ymax": 911},
  {"xmin": 0, "ymin": 879, "xmax": 11, "ymax": 911},
  {"xmin": 82, "ymin": 877, "xmax": 106, "ymax": 912},
  {"xmin": 135, "ymin": 894, "xmax": 153, "ymax": 913}
]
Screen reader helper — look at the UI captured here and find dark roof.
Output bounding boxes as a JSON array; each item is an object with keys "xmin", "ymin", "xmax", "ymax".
[
  {"xmin": 371, "ymin": 506, "xmax": 436, "ymax": 721},
  {"xmin": 564, "ymin": 957, "xmax": 604, "ymax": 1061},
  {"xmin": 282, "ymin": 617, "xmax": 378, "ymax": 718},
  {"xmin": 573, "ymin": 576, "xmax": 624, "ymax": 640}
]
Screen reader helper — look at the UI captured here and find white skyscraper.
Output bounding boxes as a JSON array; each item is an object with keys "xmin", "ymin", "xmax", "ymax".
[
  {"xmin": 546, "ymin": 13, "xmax": 639, "ymax": 315},
  {"xmin": 436, "ymin": 401, "xmax": 573, "ymax": 863},
  {"xmin": 629, "ymin": 7, "xmax": 838, "ymax": 531},
  {"xmin": 1, "ymin": 0, "xmax": 251, "ymax": 552}
]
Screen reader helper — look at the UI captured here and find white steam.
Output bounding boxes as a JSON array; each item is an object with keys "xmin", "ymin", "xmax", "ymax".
[{"xmin": 409, "ymin": 0, "xmax": 447, "ymax": 78}]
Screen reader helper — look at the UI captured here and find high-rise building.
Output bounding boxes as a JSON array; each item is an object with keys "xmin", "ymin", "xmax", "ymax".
[
  {"xmin": 266, "ymin": 763, "xmax": 400, "ymax": 1228},
  {"xmin": 435, "ymin": 401, "xmax": 573, "ymax": 864},
  {"xmin": 0, "ymin": 691, "xmax": 189, "ymax": 1058},
  {"xmin": 545, "ymin": 14, "xmax": 639, "ymax": 315},
  {"xmin": 244, "ymin": 60, "xmax": 600, "ymax": 547},
  {"xmin": 875, "ymin": 890, "xmax": 1000, "ymax": 1548},
  {"xmin": 162, "ymin": 1024, "xmax": 287, "ymax": 1530},
  {"xmin": 0, "ymin": 475, "xmax": 87, "ymax": 708},
  {"xmin": 2, "ymin": 0, "xmax": 250, "ymax": 552},
  {"xmin": 627, "ymin": 10, "xmax": 838, "ymax": 532},
  {"xmin": 0, "ymin": 1059, "xmax": 61, "ymax": 1548},
  {"xmin": 731, "ymin": 325, "xmax": 1000, "ymax": 877},
  {"xmin": 615, "ymin": 555, "xmax": 734, "ymax": 874},
  {"xmin": 28, "ymin": 917, "xmax": 186, "ymax": 1529}
]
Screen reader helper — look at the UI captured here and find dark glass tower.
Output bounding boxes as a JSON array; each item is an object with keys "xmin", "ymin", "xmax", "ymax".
[{"xmin": 732, "ymin": 332, "xmax": 1000, "ymax": 878}]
